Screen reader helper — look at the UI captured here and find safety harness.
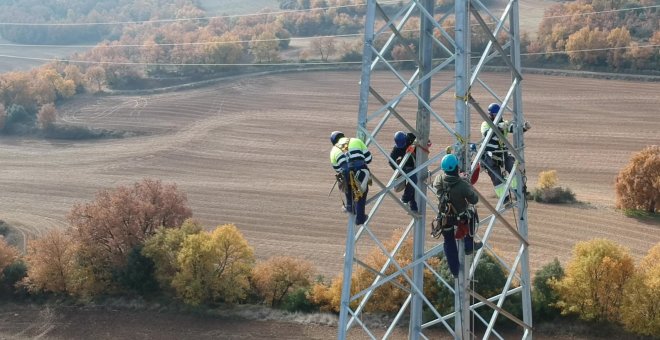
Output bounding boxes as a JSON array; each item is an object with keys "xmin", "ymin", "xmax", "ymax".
[
  {"xmin": 335, "ymin": 138, "xmax": 370, "ymax": 202},
  {"xmin": 431, "ymin": 180, "xmax": 473, "ymax": 239}
]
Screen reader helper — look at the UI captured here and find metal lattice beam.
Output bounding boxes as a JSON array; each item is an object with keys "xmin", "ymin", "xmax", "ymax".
[{"xmin": 338, "ymin": 0, "xmax": 533, "ymax": 338}]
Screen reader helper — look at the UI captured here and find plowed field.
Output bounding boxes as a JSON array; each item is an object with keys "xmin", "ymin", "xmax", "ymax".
[{"xmin": 1, "ymin": 71, "xmax": 658, "ymax": 278}]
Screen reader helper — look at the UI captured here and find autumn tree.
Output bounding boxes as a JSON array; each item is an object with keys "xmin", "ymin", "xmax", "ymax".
[
  {"xmin": 68, "ymin": 178, "xmax": 192, "ymax": 270},
  {"xmin": 203, "ymin": 33, "xmax": 244, "ymax": 65},
  {"xmin": 606, "ymin": 27, "xmax": 631, "ymax": 69},
  {"xmin": 37, "ymin": 103, "xmax": 57, "ymax": 130},
  {"xmin": 85, "ymin": 66, "xmax": 107, "ymax": 93},
  {"xmin": 310, "ymin": 36, "xmax": 337, "ymax": 61},
  {"xmin": 615, "ymin": 145, "xmax": 659, "ymax": 213},
  {"xmin": 621, "ymin": 243, "xmax": 660, "ymax": 337},
  {"xmin": 0, "ymin": 103, "xmax": 5, "ymax": 131},
  {"xmin": 171, "ymin": 224, "xmax": 254, "ymax": 306},
  {"xmin": 251, "ymin": 256, "xmax": 315, "ymax": 307},
  {"xmin": 391, "ymin": 43, "xmax": 416, "ymax": 68},
  {"xmin": 310, "ymin": 228, "xmax": 440, "ymax": 313},
  {"xmin": 551, "ymin": 239, "xmax": 635, "ymax": 322},
  {"xmin": 142, "ymin": 218, "xmax": 203, "ymax": 293},
  {"xmin": 0, "ymin": 237, "xmax": 19, "ymax": 280},
  {"xmin": 23, "ymin": 229, "xmax": 77, "ymax": 295},
  {"xmin": 565, "ymin": 27, "xmax": 608, "ymax": 68},
  {"xmin": 251, "ymin": 32, "xmax": 280, "ymax": 63},
  {"xmin": 63, "ymin": 65, "xmax": 85, "ymax": 92}
]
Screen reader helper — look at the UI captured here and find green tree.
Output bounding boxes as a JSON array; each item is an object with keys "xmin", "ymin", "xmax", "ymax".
[
  {"xmin": 551, "ymin": 239, "xmax": 635, "ymax": 322},
  {"xmin": 172, "ymin": 224, "xmax": 255, "ymax": 306},
  {"xmin": 615, "ymin": 145, "xmax": 659, "ymax": 213},
  {"xmin": 142, "ymin": 218, "xmax": 202, "ymax": 293},
  {"xmin": 113, "ymin": 245, "xmax": 159, "ymax": 296},
  {"xmin": 621, "ymin": 243, "xmax": 660, "ymax": 337},
  {"xmin": 532, "ymin": 258, "xmax": 564, "ymax": 321}
]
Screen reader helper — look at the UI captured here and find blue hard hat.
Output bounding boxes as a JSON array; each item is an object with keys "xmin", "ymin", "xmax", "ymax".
[
  {"xmin": 487, "ymin": 103, "xmax": 501, "ymax": 116},
  {"xmin": 330, "ymin": 131, "xmax": 344, "ymax": 145},
  {"xmin": 394, "ymin": 131, "xmax": 407, "ymax": 148},
  {"xmin": 441, "ymin": 154, "xmax": 458, "ymax": 172}
]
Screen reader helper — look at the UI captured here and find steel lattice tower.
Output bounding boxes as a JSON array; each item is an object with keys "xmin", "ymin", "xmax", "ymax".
[{"xmin": 337, "ymin": 0, "xmax": 533, "ymax": 338}]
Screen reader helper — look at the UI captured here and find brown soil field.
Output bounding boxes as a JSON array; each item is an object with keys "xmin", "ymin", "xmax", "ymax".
[{"xmin": 0, "ymin": 70, "xmax": 658, "ymax": 338}]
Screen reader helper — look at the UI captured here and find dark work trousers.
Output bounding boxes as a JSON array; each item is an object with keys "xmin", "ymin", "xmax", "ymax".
[
  {"xmin": 483, "ymin": 152, "xmax": 515, "ymax": 186},
  {"xmin": 442, "ymin": 218, "xmax": 478, "ymax": 278},
  {"xmin": 343, "ymin": 167, "xmax": 369, "ymax": 225},
  {"xmin": 402, "ymin": 172, "xmax": 418, "ymax": 211}
]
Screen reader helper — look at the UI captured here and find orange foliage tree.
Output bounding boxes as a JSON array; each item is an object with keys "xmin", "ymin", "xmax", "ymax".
[
  {"xmin": 37, "ymin": 103, "xmax": 57, "ymax": 130},
  {"xmin": 68, "ymin": 178, "xmax": 192, "ymax": 267},
  {"xmin": 309, "ymin": 228, "xmax": 440, "ymax": 313},
  {"xmin": 251, "ymin": 256, "xmax": 315, "ymax": 307},
  {"xmin": 615, "ymin": 145, "xmax": 659, "ymax": 213},
  {"xmin": 565, "ymin": 27, "xmax": 608, "ymax": 67},
  {"xmin": 23, "ymin": 229, "xmax": 77, "ymax": 294}
]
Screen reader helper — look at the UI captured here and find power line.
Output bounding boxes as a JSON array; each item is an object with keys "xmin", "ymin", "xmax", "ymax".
[
  {"xmin": 542, "ymin": 4, "xmax": 659, "ymax": 19},
  {"xmin": 0, "ymin": 1, "xmax": 399, "ymax": 27},
  {"xmin": 0, "ymin": 44, "xmax": 656, "ymax": 67},
  {"xmin": 0, "ymin": 1, "xmax": 654, "ymax": 27}
]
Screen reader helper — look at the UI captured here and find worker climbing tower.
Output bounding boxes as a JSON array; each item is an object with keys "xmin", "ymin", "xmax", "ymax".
[{"xmin": 337, "ymin": 0, "xmax": 532, "ymax": 339}]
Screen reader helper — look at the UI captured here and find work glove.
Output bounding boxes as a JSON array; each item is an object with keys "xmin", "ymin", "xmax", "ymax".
[
  {"xmin": 523, "ymin": 121, "xmax": 532, "ymax": 130},
  {"xmin": 497, "ymin": 121, "xmax": 510, "ymax": 130}
]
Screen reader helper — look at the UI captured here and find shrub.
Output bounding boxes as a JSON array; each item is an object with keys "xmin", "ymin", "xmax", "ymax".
[
  {"xmin": 551, "ymin": 239, "xmax": 635, "ymax": 323},
  {"xmin": 1, "ymin": 260, "xmax": 27, "ymax": 298},
  {"xmin": 615, "ymin": 145, "xmax": 659, "ymax": 213},
  {"xmin": 532, "ymin": 170, "xmax": 576, "ymax": 204},
  {"xmin": 251, "ymin": 256, "xmax": 315, "ymax": 308},
  {"xmin": 620, "ymin": 243, "xmax": 660, "ymax": 337},
  {"xmin": 533, "ymin": 186, "xmax": 576, "ymax": 204},
  {"xmin": 280, "ymin": 287, "xmax": 316, "ymax": 313},
  {"xmin": 0, "ymin": 220, "xmax": 10, "ymax": 236},
  {"xmin": 537, "ymin": 170, "xmax": 558, "ymax": 190},
  {"xmin": 532, "ymin": 258, "xmax": 564, "ymax": 321}
]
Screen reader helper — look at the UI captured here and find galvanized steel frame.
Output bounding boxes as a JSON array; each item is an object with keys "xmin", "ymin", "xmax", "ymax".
[{"xmin": 338, "ymin": 0, "xmax": 532, "ymax": 339}]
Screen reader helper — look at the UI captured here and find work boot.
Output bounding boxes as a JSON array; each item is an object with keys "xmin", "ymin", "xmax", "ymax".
[
  {"xmin": 465, "ymin": 241, "xmax": 483, "ymax": 256},
  {"xmin": 342, "ymin": 204, "xmax": 353, "ymax": 214},
  {"xmin": 409, "ymin": 201, "xmax": 418, "ymax": 212}
]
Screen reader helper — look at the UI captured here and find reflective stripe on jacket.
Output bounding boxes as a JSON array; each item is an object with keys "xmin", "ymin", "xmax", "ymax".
[{"xmin": 330, "ymin": 137, "xmax": 372, "ymax": 172}]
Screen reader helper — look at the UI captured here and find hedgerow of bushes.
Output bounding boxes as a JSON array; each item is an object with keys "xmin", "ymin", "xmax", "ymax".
[{"xmin": 0, "ymin": 178, "xmax": 658, "ymax": 338}]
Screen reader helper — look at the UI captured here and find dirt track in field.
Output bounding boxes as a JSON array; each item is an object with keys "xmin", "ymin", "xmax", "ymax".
[{"xmin": 0, "ymin": 71, "xmax": 658, "ymax": 280}]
